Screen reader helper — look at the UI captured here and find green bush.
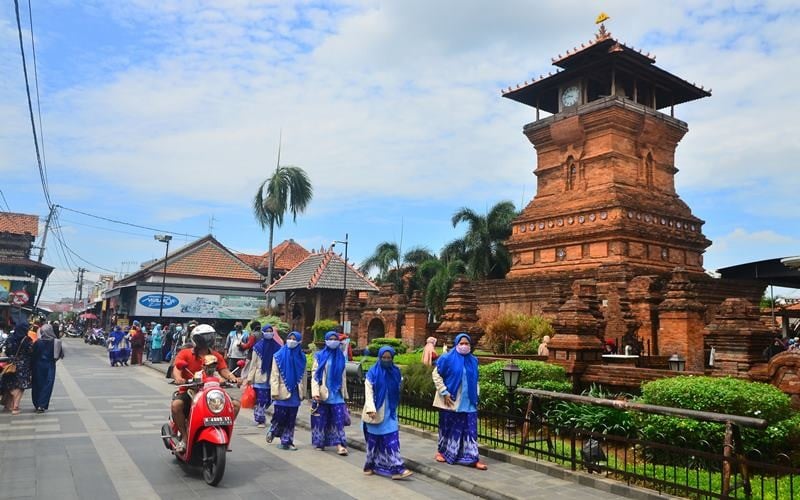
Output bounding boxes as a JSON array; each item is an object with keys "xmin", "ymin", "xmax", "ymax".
[
  {"xmin": 544, "ymin": 385, "xmax": 636, "ymax": 437},
  {"xmin": 401, "ymin": 362, "xmax": 435, "ymax": 399},
  {"xmin": 367, "ymin": 337, "xmax": 408, "ymax": 354},
  {"xmin": 477, "ymin": 360, "xmax": 571, "ymax": 411},
  {"xmin": 484, "ymin": 313, "xmax": 554, "ymax": 354},
  {"xmin": 638, "ymin": 376, "xmax": 796, "ymax": 458},
  {"xmin": 478, "ymin": 360, "xmax": 568, "ymax": 386},
  {"xmin": 251, "ymin": 315, "xmax": 289, "ymax": 334},
  {"xmin": 509, "ymin": 339, "xmax": 541, "ymax": 355},
  {"xmin": 310, "ymin": 319, "xmax": 339, "ymax": 342}
]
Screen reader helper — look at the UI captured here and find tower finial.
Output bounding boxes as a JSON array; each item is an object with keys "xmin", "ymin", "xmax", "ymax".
[{"xmin": 595, "ymin": 12, "xmax": 611, "ymax": 40}]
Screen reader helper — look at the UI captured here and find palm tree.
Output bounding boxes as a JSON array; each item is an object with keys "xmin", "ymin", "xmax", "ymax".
[
  {"xmin": 360, "ymin": 243, "xmax": 435, "ymax": 296},
  {"xmin": 360, "ymin": 242, "xmax": 401, "ymax": 282},
  {"xmin": 419, "ymin": 257, "xmax": 467, "ymax": 320},
  {"xmin": 450, "ymin": 201, "xmax": 517, "ymax": 279},
  {"xmin": 253, "ymin": 165, "xmax": 313, "ymax": 284}
]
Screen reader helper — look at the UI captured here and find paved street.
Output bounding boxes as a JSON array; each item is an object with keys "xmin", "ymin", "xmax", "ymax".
[{"xmin": 0, "ymin": 340, "xmax": 478, "ymax": 500}]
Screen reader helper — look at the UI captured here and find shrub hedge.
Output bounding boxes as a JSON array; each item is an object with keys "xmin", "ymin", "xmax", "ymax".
[
  {"xmin": 310, "ymin": 319, "xmax": 339, "ymax": 342},
  {"xmin": 366, "ymin": 337, "xmax": 408, "ymax": 355}
]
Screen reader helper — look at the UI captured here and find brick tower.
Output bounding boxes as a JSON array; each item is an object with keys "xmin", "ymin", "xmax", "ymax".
[{"xmin": 503, "ymin": 24, "xmax": 711, "ymax": 278}]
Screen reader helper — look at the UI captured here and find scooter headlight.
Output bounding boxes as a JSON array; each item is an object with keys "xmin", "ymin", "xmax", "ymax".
[{"xmin": 206, "ymin": 389, "xmax": 226, "ymax": 414}]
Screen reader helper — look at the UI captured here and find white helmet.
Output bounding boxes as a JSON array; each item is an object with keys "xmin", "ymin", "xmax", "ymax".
[{"xmin": 191, "ymin": 324, "xmax": 216, "ymax": 349}]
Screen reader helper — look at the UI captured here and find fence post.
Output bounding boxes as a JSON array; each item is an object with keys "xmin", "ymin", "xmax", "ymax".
[
  {"xmin": 721, "ymin": 420, "xmax": 733, "ymax": 498},
  {"xmin": 570, "ymin": 429, "xmax": 577, "ymax": 471}
]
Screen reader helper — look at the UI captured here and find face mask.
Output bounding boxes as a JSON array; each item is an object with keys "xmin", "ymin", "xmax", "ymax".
[
  {"xmin": 263, "ymin": 332, "xmax": 274, "ymax": 340},
  {"xmin": 286, "ymin": 339, "xmax": 299, "ymax": 349},
  {"xmin": 456, "ymin": 344, "xmax": 471, "ymax": 355},
  {"xmin": 176, "ymin": 327, "xmax": 183, "ymax": 333},
  {"xmin": 380, "ymin": 360, "xmax": 393, "ymax": 369},
  {"xmin": 326, "ymin": 339, "xmax": 341, "ymax": 349}
]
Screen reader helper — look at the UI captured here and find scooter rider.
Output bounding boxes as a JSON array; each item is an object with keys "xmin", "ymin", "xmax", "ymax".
[{"xmin": 171, "ymin": 324, "xmax": 241, "ymax": 453}]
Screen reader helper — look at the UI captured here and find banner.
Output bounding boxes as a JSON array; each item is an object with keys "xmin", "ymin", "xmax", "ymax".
[{"xmin": 133, "ymin": 291, "xmax": 265, "ymax": 320}]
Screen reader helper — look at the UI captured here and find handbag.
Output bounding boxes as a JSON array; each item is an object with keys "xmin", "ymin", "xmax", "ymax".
[
  {"xmin": 2, "ymin": 337, "xmax": 27, "ymax": 375},
  {"xmin": 240, "ymin": 385, "xmax": 256, "ymax": 409}
]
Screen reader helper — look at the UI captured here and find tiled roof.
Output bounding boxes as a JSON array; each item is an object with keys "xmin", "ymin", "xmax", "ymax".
[
  {"xmin": 266, "ymin": 251, "xmax": 378, "ymax": 292},
  {"xmin": 0, "ymin": 212, "xmax": 39, "ymax": 236},
  {"xmin": 123, "ymin": 235, "xmax": 264, "ymax": 283},
  {"xmin": 237, "ymin": 239, "xmax": 310, "ymax": 272}
]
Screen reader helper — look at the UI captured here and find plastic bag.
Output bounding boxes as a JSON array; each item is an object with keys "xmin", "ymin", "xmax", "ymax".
[{"xmin": 241, "ymin": 385, "xmax": 256, "ymax": 409}]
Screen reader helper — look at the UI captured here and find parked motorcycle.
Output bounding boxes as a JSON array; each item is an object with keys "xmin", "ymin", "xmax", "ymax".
[
  {"xmin": 65, "ymin": 326, "xmax": 82, "ymax": 338},
  {"xmin": 85, "ymin": 328, "xmax": 105, "ymax": 345},
  {"xmin": 161, "ymin": 358, "xmax": 238, "ymax": 486}
]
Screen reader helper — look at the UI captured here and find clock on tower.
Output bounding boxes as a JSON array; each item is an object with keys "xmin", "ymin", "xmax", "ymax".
[{"xmin": 501, "ymin": 24, "xmax": 711, "ymax": 278}]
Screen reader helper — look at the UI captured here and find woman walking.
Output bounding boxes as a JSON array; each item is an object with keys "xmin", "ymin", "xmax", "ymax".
[
  {"xmin": 149, "ymin": 324, "xmax": 164, "ymax": 363},
  {"xmin": 107, "ymin": 326, "xmax": 129, "ymax": 366},
  {"xmin": 1, "ymin": 323, "xmax": 35, "ymax": 415},
  {"xmin": 432, "ymin": 333, "xmax": 487, "ymax": 470},
  {"xmin": 363, "ymin": 346, "xmax": 413, "ymax": 479},
  {"xmin": 243, "ymin": 325, "xmax": 281, "ymax": 427},
  {"xmin": 129, "ymin": 321, "xmax": 145, "ymax": 365},
  {"xmin": 267, "ymin": 331, "xmax": 306, "ymax": 450},
  {"xmin": 422, "ymin": 337, "xmax": 438, "ymax": 366},
  {"xmin": 31, "ymin": 322, "xmax": 61, "ymax": 413},
  {"xmin": 310, "ymin": 331, "xmax": 349, "ymax": 455}
]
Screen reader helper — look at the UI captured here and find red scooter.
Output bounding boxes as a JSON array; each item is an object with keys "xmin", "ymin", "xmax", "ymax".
[{"xmin": 161, "ymin": 358, "xmax": 238, "ymax": 486}]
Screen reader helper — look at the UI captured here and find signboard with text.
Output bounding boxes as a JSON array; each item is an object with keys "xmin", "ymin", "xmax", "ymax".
[{"xmin": 133, "ymin": 291, "xmax": 265, "ymax": 320}]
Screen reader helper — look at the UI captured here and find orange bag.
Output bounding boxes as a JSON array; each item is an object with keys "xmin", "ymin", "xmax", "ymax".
[{"xmin": 241, "ymin": 385, "xmax": 256, "ymax": 409}]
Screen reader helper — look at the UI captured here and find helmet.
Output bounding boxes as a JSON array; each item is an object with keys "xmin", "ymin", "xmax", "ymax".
[{"xmin": 191, "ymin": 324, "xmax": 216, "ymax": 349}]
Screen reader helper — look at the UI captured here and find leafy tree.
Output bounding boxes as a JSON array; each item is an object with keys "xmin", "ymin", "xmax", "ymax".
[
  {"xmin": 360, "ymin": 243, "xmax": 436, "ymax": 298},
  {"xmin": 419, "ymin": 257, "xmax": 466, "ymax": 320},
  {"xmin": 449, "ymin": 201, "xmax": 517, "ymax": 279},
  {"xmin": 253, "ymin": 165, "xmax": 313, "ymax": 284}
]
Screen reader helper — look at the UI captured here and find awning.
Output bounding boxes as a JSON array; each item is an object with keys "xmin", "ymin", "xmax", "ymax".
[{"xmin": 717, "ymin": 258, "xmax": 800, "ymax": 289}]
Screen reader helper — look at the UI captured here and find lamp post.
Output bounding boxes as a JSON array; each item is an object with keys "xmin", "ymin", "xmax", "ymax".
[
  {"xmin": 154, "ymin": 234, "xmax": 172, "ymax": 321},
  {"xmin": 668, "ymin": 353, "xmax": 686, "ymax": 372},
  {"xmin": 332, "ymin": 233, "xmax": 349, "ymax": 326},
  {"xmin": 502, "ymin": 361, "xmax": 522, "ymax": 430}
]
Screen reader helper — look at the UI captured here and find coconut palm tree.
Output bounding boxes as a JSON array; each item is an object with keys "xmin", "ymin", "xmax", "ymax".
[
  {"xmin": 450, "ymin": 201, "xmax": 517, "ymax": 279},
  {"xmin": 252, "ymin": 165, "xmax": 313, "ymax": 284},
  {"xmin": 419, "ymin": 257, "xmax": 467, "ymax": 320},
  {"xmin": 360, "ymin": 242, "xmax": 436, "ymax": 297},
  {"xmin": 359, "ymin": 242, "xmax": 401, "ymax": 282}
]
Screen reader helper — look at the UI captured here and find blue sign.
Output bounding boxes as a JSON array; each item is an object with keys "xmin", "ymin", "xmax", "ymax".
[{"xmin": 138, "ymin": 294, "xmax": 179, "ymax": 309}]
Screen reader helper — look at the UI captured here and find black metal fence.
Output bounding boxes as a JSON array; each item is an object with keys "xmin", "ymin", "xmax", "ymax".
[{"xmin": 336, "ymin": 376, "xmax": 798, "ymax": 499}]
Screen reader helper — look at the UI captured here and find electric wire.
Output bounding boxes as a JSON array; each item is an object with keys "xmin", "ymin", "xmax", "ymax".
[
  {"xmin": 57, "ymin": 205, "xmax": 204, "ymax": 239},
  {"xmin": 26, "ymin": 0, "xmax": 50, "ymax": 191},
  {"xmin": 13, "ymin": 0, "xmax": 51, "ymax": 209},
  {"xmin": 51, "ymin": 211, "xmax": 116, "ymax": 274},
  {"xmin": 0, "ymin": 190, "xmax": 11, "ymax": 211}
]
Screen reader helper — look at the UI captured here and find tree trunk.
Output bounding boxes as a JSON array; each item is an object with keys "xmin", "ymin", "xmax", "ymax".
[{"xmin": 267, "ymin": 219, "xmax": 275, "ymax": 285}]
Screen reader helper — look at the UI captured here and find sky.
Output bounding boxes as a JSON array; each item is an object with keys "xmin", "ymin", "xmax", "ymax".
[{"xmin": 1, "ymin": 0, "xmax": 798, "ymax": 301}]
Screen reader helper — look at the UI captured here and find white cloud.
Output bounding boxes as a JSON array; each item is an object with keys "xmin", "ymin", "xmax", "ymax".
[{"xmin": 706, "ymin": 228, "xmax": 800, "ymax": 270}]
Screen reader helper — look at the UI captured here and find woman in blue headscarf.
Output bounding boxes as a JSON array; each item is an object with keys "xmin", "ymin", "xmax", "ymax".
[
  {"xmin": 267, "ymin": 331, "xmax": 306, "ymax": 450},
  {"xmin": 1, "ymin": 322, "xmax": 35, "ymax": 415},
  {"xmin": 243, "ymin": 324, "xmax": 282, "ymax": 427},
  {"xmin": 149, "ymin": 324, "xmax": 163, "ymax": 363},
  {"xmin": 362, "ymin": 346, "xmax": 412, "ymax": 479},
  {"xmin": 431, "ymin": 333, "xmax": 487, "ymax": 470},
  {"xmin": 107, "ymin": 326, "xmax": 130, "ymax": 366},
  {"xmin": 310, "ymin": 330, "xmax": 349, "ymax": 455}
]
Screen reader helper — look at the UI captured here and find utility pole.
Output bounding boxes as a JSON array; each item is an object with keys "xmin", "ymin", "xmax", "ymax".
[
  {"xmin": 73, "ymin": 267, "xmax": 86, "ymax": 309},
  {"xmin": 38, "ymin": 205, "xmax": 55, "ymax": 263}
]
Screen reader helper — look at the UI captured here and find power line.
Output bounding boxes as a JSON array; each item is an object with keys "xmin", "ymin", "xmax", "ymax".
[
  {"xmin": 51, "ymin": 212, "xmax": 116, "ymax": 274},
  {"xmin": 57, "ymin": 205, "xmax": 204, "ymax": 239},
  {"xmin": 13, "ymin": 0, "xmax": 51, "ymax": 209},
  {"xmin": 26, "ymin": 0, "xmax": 49, "ymax": 192},
  {"xmin": 0, "ymin": 190, "xmax": 11, "ymax": 211}
]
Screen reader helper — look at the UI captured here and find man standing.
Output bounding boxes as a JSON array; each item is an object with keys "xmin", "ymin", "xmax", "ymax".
[{"xmin": 224, "ymin": 322, "xmax": 249, "ymax": 372}]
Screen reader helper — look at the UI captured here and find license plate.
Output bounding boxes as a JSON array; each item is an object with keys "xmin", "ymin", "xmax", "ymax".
[{"xmin": 203, "ymin": 416, "xmax": 232, "ymax": 426}]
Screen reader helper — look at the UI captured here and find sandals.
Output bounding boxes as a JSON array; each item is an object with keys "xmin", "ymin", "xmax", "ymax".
[
  {"xmin": 434, "ymin": 453, "xmax": 446, "ymax": 463},
  {"xmin": 265, "ymin": 432, "xmax": 274, "ymax": 443},
  {"xmin": 11, "ymin": 408, "xmax": 20, "ymax": 416},
  {"xmin": 337, "ymin": 446, "xmax": 349, "ymax": 456},
  {"xmin": 363, "ymin": 469, "xmax": 373, "ymax": 476},
  {"xmin": 473, "ymin": 462, "xmax": 488, "ymax": 470},
  {"xmin": 278, "ymin": 444, "xmax": 297, "ymax": 451},
  {"xmin": 392, "ymin": 469, "xmax": 413, "ymax": 480}
]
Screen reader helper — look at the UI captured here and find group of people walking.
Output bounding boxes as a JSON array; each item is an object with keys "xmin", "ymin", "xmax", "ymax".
[
  {"xmin": 239, "ymin": 326, "xmax": 485, "ymax": 480},
  {"xmin": 1, "ymin": 319, "xmax": 63, "ymax": 415}
]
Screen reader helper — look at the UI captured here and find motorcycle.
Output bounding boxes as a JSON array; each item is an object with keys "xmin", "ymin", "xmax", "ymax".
[
  {"xmin": 85, "ymin": 328, "xmax": 106, "ymax": 345},
  {"xmin": 160, "ymin": 358, "xmax": 239, "ymax": 486},
  {"xmin": 65, "ymin": 326, "xmax": 82, "ymax": 338}
]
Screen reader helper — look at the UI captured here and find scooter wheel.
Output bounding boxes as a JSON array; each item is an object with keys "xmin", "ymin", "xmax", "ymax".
[
  {"xmin": 161, "ymin": 423, "xmax": 173, "ymax": 450},
  {"xmin": 202, "ymin": 442, "xmax": 226, "ymax": 486}
]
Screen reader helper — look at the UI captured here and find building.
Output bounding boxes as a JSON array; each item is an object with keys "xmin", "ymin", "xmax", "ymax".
[
  {"xmin": 102, "ymin": 235, "xmax": 266, "ymax": 330},
  {"xmin": 237, "ymin": 239, "xmax": 310, "ymax": 282},
  {"xmin": 0, "ymin": 212, "xmax": 52, "ymax": 325}
]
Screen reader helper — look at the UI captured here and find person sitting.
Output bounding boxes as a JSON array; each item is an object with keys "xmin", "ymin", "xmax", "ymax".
[{"xmin": 171, "ymin": 324, "xmax": 241, "ymax": 453}]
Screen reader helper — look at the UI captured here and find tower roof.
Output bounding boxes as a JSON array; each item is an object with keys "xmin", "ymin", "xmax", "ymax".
[{"xmin": 503, "ymin": 26, "xmax": 710, "ymax": 113}]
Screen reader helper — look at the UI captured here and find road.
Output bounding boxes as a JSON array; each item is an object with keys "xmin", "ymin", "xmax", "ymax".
[{"xmin": 0, "ymin": 339, "xmax": 477, "ymax": 500}]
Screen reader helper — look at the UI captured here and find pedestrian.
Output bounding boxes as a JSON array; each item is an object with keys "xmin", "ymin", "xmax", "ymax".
[
  {"xmin": 149, "ymin": 324, "xmax": 164, "ymax": 363},
  {"xmin": 432, "ymin": 333, "xmax": 487, "ymax": 470},
  {"xmin": 31, "ymin": 322, "xmax": 62, "ymax": 413},
  {"xmin": 422, "ymin": 336, "xmax": 438, "ymax": 366},
  {"xmin": 1, "ymin": 322, "xmax": 35, "ymax": 415},
  {"xmin": 267, "ymin": 331, "xmax": 306, "ymax": 450},
  {"xmin": 224, "ymin": 322, "xmax": 249, "ymax": 372},
  {"xmin": 363, "ymin": 346, "xmax": 413, "ymax": 479},
  {"xmin": 538, "ymin": 335, "xmax": 550, "ymax": 357},
  {"xmin": 27, "ymin": 320, "xmax": 40, "ymax": 344},
  {"xmin": 162, "ymin": 323, "xmax": 176, "ymax": 361},
  {"xmin": 311, "ymin": 331, "xmax": 349, "ymax": 455},
  {"xmin": 763, "ymin": 335, "xmax": 787, "ymax": 360},
  {"xmin": 243, "ymin": 325, "xmax": 281, "ymax": 428},
  {"xmin": 129, "ymin": 321, "xmax": 145, "ymax": 365},
  {"xmin": 107, "ymin": 326, "xmax": 129, "ymax": 366}
]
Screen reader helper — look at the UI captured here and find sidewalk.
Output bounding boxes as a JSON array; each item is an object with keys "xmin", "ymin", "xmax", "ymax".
[{"xmin": 145, "ymin": 361, "xmax": 670, "ymax": 500}]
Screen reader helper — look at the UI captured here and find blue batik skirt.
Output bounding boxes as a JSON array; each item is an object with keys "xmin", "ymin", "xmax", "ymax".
[{"xmin": 438, "ymin": 410, "xmax": 479, "ymax": 465}]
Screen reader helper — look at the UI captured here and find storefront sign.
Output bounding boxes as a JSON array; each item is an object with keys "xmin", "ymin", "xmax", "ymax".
[{"xmin": 133, "ymin": 291, "xmax": 265, "ymax": 320}]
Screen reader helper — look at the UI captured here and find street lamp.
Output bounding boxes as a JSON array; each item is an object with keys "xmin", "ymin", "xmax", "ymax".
[
  {"xmin": 668, "ymin": 353, "xmax": 686, "ymax": 372},
  {"xmin": 154, "ymin": 234, "xmax": 173, "ymax": 320},
  {"xmin": 331, "ymin": 233, "xmax": 349, "ymax": 326},
  {"xmin": 502, "ymin": 361, "xmax": 522, "ymax": 430}
]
